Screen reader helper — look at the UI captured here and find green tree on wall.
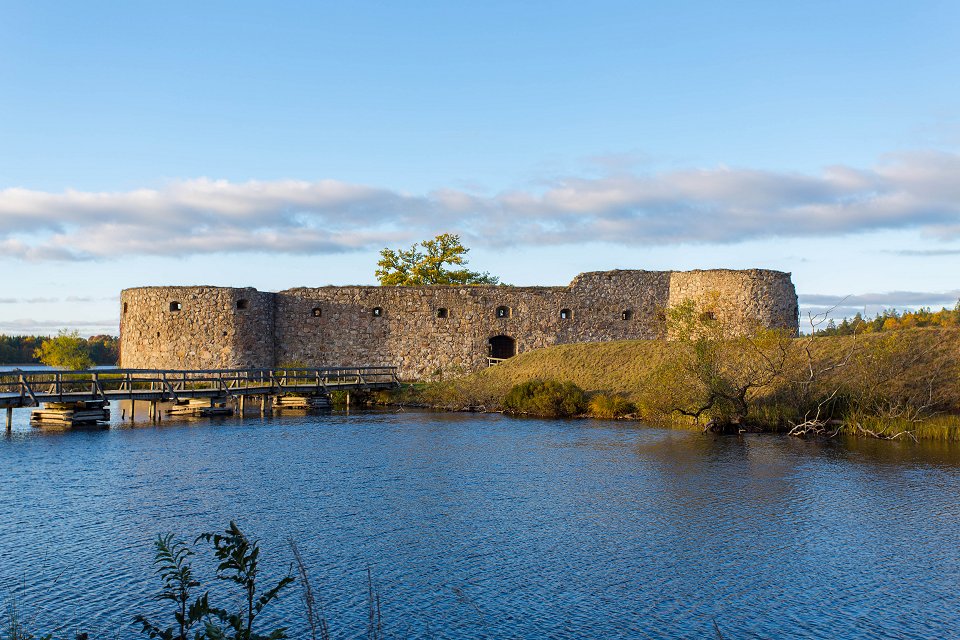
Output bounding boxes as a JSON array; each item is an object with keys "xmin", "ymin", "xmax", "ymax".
[
  {"xmin": 33, "ymin": 329, "xmax": 96, "ymax": 370},
  {"xmin": 375, "ymin": 233, "xmax": 499, "ymax": 286}
]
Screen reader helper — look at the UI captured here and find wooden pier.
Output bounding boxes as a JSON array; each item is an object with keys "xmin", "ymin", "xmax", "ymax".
[{"xmin": 0, "ymin": 366, "xmax": 399, "ymax": 429}]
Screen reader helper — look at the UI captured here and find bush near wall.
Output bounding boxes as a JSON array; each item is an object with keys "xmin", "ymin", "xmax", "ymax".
[
  {"xmin": 588, "ymin": 393, "xmax": 636, "ymax": 419},
  {"xmin": 502, "ymin": 379, "xmax": 587, "ymax": 418}
]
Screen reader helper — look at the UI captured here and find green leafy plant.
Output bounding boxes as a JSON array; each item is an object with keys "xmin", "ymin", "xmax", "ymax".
[
  {"xmin": 196, "ymin": 522, "xmax": 294, "ymax": 640},
  {"xmin": 134, "ymin": 534, "xmax": 209, "ymax": 640},
  {"xmin": 135, "ymin": 522, "xmax": 292, "ymax": 640}
]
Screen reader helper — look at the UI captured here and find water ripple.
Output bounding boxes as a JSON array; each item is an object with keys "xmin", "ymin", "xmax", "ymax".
[{"xmin": 1, "ymin": 409, "xmax": 959, "ymax": 638}]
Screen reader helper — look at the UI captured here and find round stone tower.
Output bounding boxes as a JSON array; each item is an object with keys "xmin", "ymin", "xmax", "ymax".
[
  {"xmin": 119, "ymin": 286, "xmax": 276, "ymax": 369},
  {"xmin": 666, "ymin": 269, "xmax": 798, "ymax": 335}
]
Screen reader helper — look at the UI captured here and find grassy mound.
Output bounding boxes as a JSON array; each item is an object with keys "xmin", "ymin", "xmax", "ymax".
[
  {"xmin": 401, "ymin": 339, "xmax": 671, "ymax": 410},
  {"xmin": 392, "ymin": 328, "xmax": 960, "ymax": 440}
]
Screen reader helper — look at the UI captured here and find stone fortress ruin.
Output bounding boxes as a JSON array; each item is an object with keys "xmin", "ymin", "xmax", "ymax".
[{"xmin": 119, "ymin": 269, "xmax": 799, "ymax": 380}]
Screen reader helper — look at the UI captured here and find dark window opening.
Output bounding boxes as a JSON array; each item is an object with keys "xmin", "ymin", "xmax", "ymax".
[
  {"xmin": 560, "ymin": 308, "xmax": 573, "ymax": 320},
  {"xmin": 123, "ymin": 302, "xmax": 128, "ymax": 315},
  {"xmin": 169, "ymin": 301, "xmax": 182, "ymax": 312},
  {"xmin": 495, "ymin": 306, "xmax": 511, "ymax": 319},
  {"xmin": 436, "ymin": 307, "xmax": 449, "ymax": 318},
  {"xmin": 372, "ymin": 307, "xmax": 383, "ymax": 317},
  {"xmin": 312, "ymin": 307, "xmax": 322, "ymax": 318},
  {"xmin": 236, "ymin": 299, "xmax": 249, "ymax": 310},
  {"xmin": 156, "ymin": 331, "xmax": 161, "ymax": 338},
  {"xmin": 488, "ymin": 335, "xmax": 516, "ymax": 360},
  {"xmin": 621, "ymin": 309, "xmax": 633, "ymax": 321}
]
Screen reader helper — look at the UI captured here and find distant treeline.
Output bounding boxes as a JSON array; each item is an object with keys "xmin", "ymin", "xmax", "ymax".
[
  {"xmin": 814, "ymin": 303, "xmax": 960, "ymax": 336},
  {"xmin": 0, "ymin": 334, "xmax": 118, "ymax": 365}
]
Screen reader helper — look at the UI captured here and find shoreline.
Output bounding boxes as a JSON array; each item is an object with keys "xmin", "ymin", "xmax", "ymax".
[
  {"xmin": 378, "ymin": 326, "xmax": 960, "ymax": 442},
  {"xmin": 381, "ymin": 396, "xmax": 960, "ymax": 442}
]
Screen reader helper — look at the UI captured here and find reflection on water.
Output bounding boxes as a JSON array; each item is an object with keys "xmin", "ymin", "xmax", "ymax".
[{"xmin": 1, "ymin": 409, "xmax": 959, "ymax": 639}]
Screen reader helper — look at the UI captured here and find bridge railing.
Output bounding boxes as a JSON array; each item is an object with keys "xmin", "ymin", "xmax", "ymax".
[{"xmin": 0, "ymin": 366, "xmax": 399, "ymax": 403}]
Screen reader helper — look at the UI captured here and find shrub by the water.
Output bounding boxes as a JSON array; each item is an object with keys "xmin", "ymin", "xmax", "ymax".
[
  {"xmin": 587, "ymin": 393, "xmax": 636, "ymax": 419},
  {"xmin": 502, "ymin": 379, "xmax": 586, "ymax": 417}
]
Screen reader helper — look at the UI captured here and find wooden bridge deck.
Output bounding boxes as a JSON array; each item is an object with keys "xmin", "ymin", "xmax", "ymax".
[{"xmin": 0, "ymin": 366, "xmax": 399, "ymax": 409}]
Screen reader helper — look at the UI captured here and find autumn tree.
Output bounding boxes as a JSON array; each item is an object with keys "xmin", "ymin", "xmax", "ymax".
[
  {"xmin": 814, "ymin": 301, "xmax": 960, "ymax": 336},
  {"xmin": 375, "ymin": 233, "xmax": 499, "ymax": 286},
  {"xmin": 87, "ymin": 334, "xmax": 119, "ymax": 365},
  {"xmin": 643, "ymin": 297, "xmax": 793, "ymax": 431},
  {"xmin": 33, "ymin": 329, "xmax": 95, "ymax": 370}
]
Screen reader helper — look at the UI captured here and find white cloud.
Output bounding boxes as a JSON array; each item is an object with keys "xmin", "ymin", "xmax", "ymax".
[
  {"xmin": 0, "ymin": 318, "xmax": 118, "ymax": 336},
  {"xmin": 0, "ymin": 296, "xmax": 112, "ymax": 304},
  {"xmin": 2, "ymin": 150, "xmax": 960, "ymax": 261},
  {"xmin": 800, "ymin": 290, "xmax": 960, "ymax": 307},
  {"xmin": 892, "ymin": 248, "xmax": 960, "ymax": 256},
  {"xmin": 798, "ymin": 289, "xmax": 960, "ymax": 326}
]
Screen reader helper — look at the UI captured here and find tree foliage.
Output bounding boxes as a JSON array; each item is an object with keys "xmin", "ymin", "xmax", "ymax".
[
  {"xmin": 86, "ymin": 334, "xmax": 119, "ymax": 365},
  {"xmin": 32, "ymin": 330, "xmax": 95, "ymax": 370},
  {"xmin": 375, "ymin": 233, "xmax": 498, "ymax": 286},
  {"xmin": 0, "ymin": 334, "xmax": 117, "ymax": 365},
  {"xmin": 644, "ymin": 298, "xmax": 793, "ymax": 430},
  {"xmin": 815, "ymin": 301, "xmax": 960, "ymax": 336}
]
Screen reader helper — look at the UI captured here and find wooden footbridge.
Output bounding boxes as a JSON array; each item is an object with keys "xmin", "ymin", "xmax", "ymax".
[{"xmin": 0, "ymin": 366, "xmax": 400, "ymax": 428}]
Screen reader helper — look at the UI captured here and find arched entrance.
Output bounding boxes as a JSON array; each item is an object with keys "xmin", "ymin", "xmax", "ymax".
[{"xmin": 488, "ymin": 335, "xmax": 516, "ymax": 361}]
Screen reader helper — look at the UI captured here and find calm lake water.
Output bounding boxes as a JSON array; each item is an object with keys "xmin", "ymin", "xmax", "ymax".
[{"xmin": 1, "ymin": 408, "xmax": 959, "ymax": 639}]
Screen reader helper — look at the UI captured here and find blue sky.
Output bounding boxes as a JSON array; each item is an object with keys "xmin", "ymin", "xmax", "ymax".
[{"xmin": 1, "ymin": 1, "xmax": 959, "ymax": 334}]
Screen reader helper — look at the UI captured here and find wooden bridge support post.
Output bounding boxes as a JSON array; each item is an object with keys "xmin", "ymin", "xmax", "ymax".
[
  {"xmin": 5, "ymin": 407, "xmax": 11, "ymax": 432},
  {"xmin": 346, "ymin": 392, "xmax": 351, "ymax": 409},
  {"xmin": 130, "ymin": 400, "xmax": 136, "ymax": 422},
  {"xmin": 238, "ymin": 395, "xmax": 245, "ymax": 416},
  {"xmin": 149, "ymin": 401, "xmax": 156, "ymax": 422}
]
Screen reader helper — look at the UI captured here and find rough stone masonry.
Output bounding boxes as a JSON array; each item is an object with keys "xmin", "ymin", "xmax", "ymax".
[{"xmin": 119, "ymin": 269, "xmax": 799, "ymax": 380}]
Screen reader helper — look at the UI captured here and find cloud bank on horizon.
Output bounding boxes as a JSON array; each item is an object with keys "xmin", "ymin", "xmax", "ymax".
[{"xmin": 2, "ymin": 150, "xmax": 960, "ymax": 262}]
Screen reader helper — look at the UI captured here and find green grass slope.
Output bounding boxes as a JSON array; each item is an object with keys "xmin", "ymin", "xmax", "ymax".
[{"xmin": 398, "ymin": 328, "xmax": 960, "ymax": 440}]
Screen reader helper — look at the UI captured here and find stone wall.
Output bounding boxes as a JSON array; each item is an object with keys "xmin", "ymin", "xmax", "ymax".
[
  {"xmin": 667, "ymin": 269, "xmax": 798, "ymax": 334},
  {"xmin": 119, "ymin": 286, "xmax": 275, "ymax": 370},
  {"xmin": 119, "ymin": 269, "xmax": 798, "ymax": 379},
  {"xmin": 273, "ymin": 270, "xmax": 673, "ymax": 379}
]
